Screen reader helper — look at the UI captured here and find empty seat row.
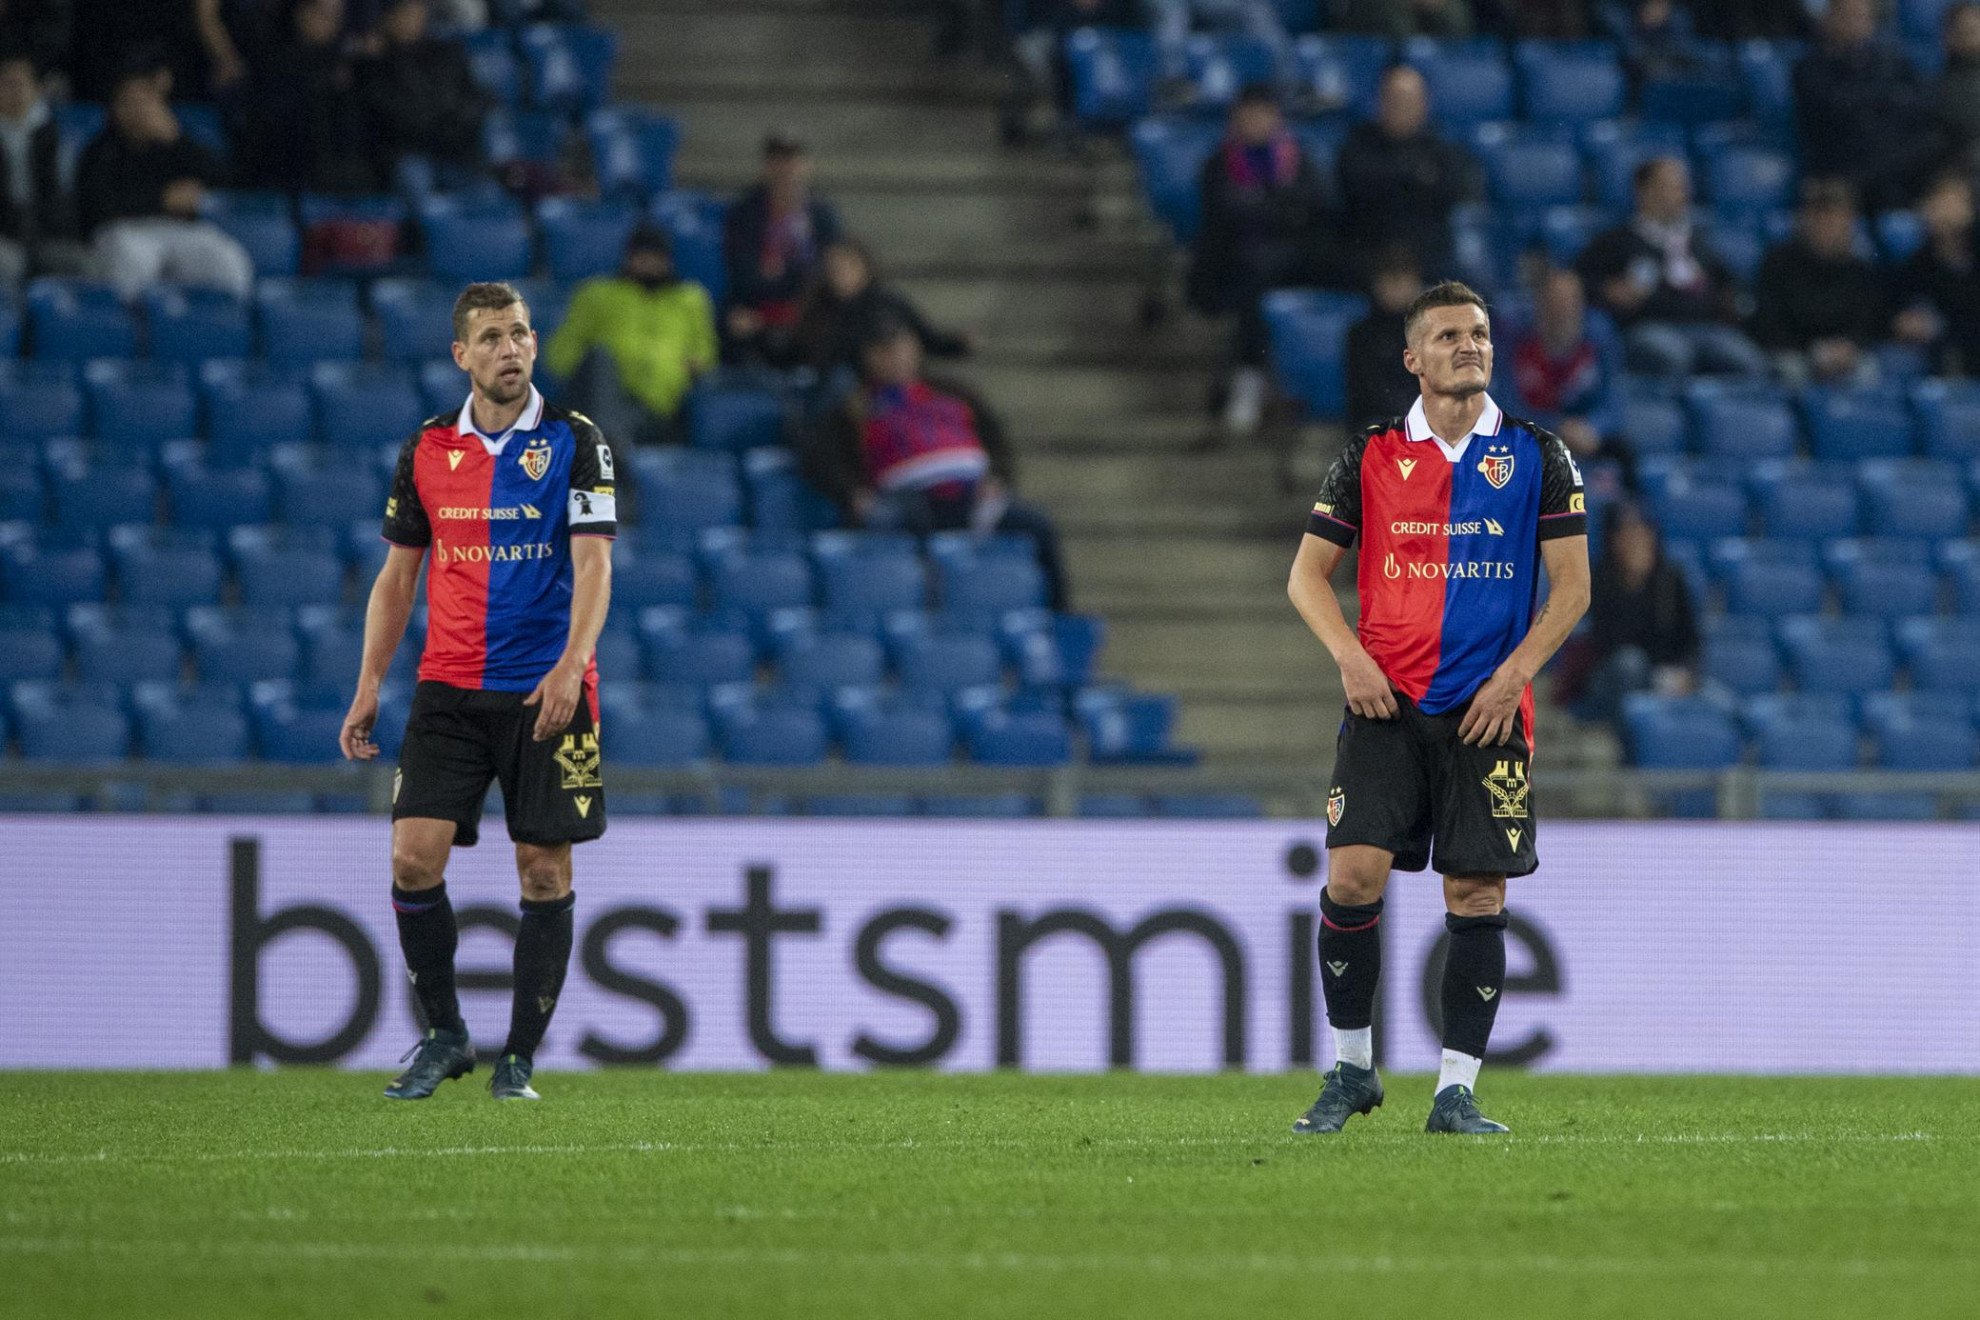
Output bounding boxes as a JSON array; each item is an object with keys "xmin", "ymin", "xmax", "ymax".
[
  {"xmin": 1698, "ymin": 614, "xmax": 1980, "ymax": 697},
  {"xmin": 1648, "ymin": 464, "xmax": 1979, "ymax": 543},
  {"xmin": 1624, "ymin": 382, "xmax": 1980, "ymax": 462},
  {"xmin": 1624, "ymin": 689, "xmax": 1980, "ymax": 774},
  {"xmin": 1661, "ymin": 539, "xmax": 1980, "ymax": 618}
]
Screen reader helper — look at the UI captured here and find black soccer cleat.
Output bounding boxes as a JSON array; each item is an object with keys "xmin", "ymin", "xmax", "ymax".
[
  {"xmin": 382, "ymin": 1027, "xmax": 475, "ymax": 1100},
  {"xmin": 1424, "ymin": 1084, "xmax": 1510, "ymax": 1135},
  {"xmin": 1290, "ymin": 1062, "xmax": 1385, "ymax": 1134},
  {"xmin": 488, "ymin": 1053, "xmax": 540, "ymax": 1102}
]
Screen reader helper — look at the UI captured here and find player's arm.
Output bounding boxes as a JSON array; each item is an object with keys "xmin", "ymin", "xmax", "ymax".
[
  {"xmin": 343, "ymin": 439, "xmax": 433, "ymax": 760},
  {"xmin": 1289, "ymin": 433, "xmax": 1396, "ymax": 719},
  {"xmin": 525, "ymin": 424, "xmax": 618, "ymax": 741}
]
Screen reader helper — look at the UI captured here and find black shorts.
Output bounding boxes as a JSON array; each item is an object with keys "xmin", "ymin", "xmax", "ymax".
[
  {"xmin": 393, "ymin": 680, "xmax": 607, "ymax": 848},
  {"xmin": 1323, "ymin": 692, "xmax": 1537, "ymax": 878}
]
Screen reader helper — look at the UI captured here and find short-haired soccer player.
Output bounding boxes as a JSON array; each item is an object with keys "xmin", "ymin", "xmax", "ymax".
[
  {"xmin": 1287, "ymin": 281, "xmax": 1590, "ymax": 1135},
  {"xmin": 340, "ymin": 282, "xmax": 616, "ymax": 1102}
]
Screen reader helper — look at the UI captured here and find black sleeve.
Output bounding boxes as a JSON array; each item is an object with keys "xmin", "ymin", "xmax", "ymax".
[
  {"xmin": 940, "ymin": 379, "xmax": 1015, "ymax": 485},
  {"xmin": 1536, "ymin": 428, "xmax": 1589, "ymax": 541},
  {"xmin": 566, "ymin": 415, "xmax": 619, "ymax": 538},
  {"xmin": 798, "ymin": 399, "xmax": 867, "ymax": 510},
  {"xmin": 1305, "ymin": 429, "xmax": 1370, "ymax": 546},
  {"xmin": 381, "ymin": 433, "xmax": 432, "ymax": 547}
]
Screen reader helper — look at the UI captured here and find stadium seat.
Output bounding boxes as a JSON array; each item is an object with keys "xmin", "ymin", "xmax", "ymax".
[
  {"xmin": 1264, "ymin": 290, "xmax": 1367, "ymax": 420},
  {"xmin": 718, "ymin": 703, "xmax": 829, "ymax": 765},
  {"xmin": 1801, "ymin": 387, "xmax": 1915, "ymax": 462},
  {"xmin": 1700, "ymin": 625, "xmax": 1781, "ymax": 697},
  {"xmin": 254, "ymin": 279, "xmax": 365, "ymax": 365},
  {"xmin": 1474, "ymin": 125, "xmax": 1583, "ymax": 210},
  {"xmin": 0, "ymin": 540, "xmax": 105, "ymax": 606},
  {"xmin": 776, "ymin": 632, "xmax": 885, "ymax": 691},
  {"xmin": 1152, "ymin": 793, "xmax": 1265, "ymax": 818},
  {"xmin": 1582, "ymin": 119, "xmax": 1690, "ymax": 210},
  {"xmin": 185, "ymin": 605, "xmax": 300, "ymax": 685},
  {"xmin": 815, "ymin": 539, "xmax": 927, "ymax": 619},
  {"xmin": 612, "ymin": 703, "xmax": 714, "ymax": 767},
  {"xmin": 689, "ymin": 385, "xmax": 787, "ymax": 453},
  {"xmin": 140, "ymin": 287, "xmax": 252, "ymax": 365},
  {"xmin": 1703, "ymin": 145, "xmax": 1796, "ymax": 217},
  {"xmin": 1862, "ymin": 691, "xmax": 1976, "ymax": 770},
  {"xmin": 893, "ymin": 631, "xmax": 1003, "ymax": 694},
  {"xmin": 231, "ymin": 528, "xmax": 348, "ymax": 609},
  {"xmin": 200, "ymin": 362, "xmax": 315, "ymax": 463},
  {"xmin": 0, "ymin": 360, "xmax": 84, "ymax": 442},
  {"xmin": 1078, "ymin": 793, "xmax": 1151, "ymax": 818},
  {"xmin": 370, "ymin": 280, "xmax": 457, "ymax": 364},
  {"xmin": 610, "ymin": 542, "xmax": 699, "ymax": 609},
  {"xmin": 537, "ymin": 197, "xmax": 640, "ymax": 282},
  {"xmin": 202, "ymin": 191, "xmax": 300, "ymax": 276},
  {"xmin": 1651, "ymin": 476, "xmax": 1747, "ymax": 541},
  {"xmin": 462, "ymin": 27, "xmax": 522, "ymax": 105},
  {"xmin": 12, "ymin": 690, "xmax": 130, "ymax": 762},
  {"xmin": 1778, "ymin": 615, "xmax": 1894, "ymax": 694},
  {"xmin": 1129, "ymin": 116, "xmax": 1222, "ymax": 243},
  {"xmin": 1621, "ymin": 384, "xmax": 1688, "ymax": 457},
  {"xmin": 937, "ymin": 554, "xmax": 1047, "ymax": 619},
  {"xmin": 309, "ymin": 362, "xmax": 428, "ymax": 453},
  {"xmin": 649, "ymin": 191, "xmax": 726, "ymax": 303},
  {"xmin": 481, "ymin": 107, "xmax": 568, "ymax": 172},
  {"xmin": 919, "ymin": 793, "xmax": 1042, "ymax": 819},
  {"xmin": 1896, "ymin": 615, "xmax": 1980, "ymax": 689},
  {"xmin": 1858, "ymin": 461, "xmax": 1971, "ymax": 540},
  {"xmin": 1637, "ymin": 44, "xmax": 1741, "ymax": 124},
  {"xmin": 1911, "ymin": 378, "xmax": 1980, "ymax": 460},
  {"xmin": 67, "ymin": 604, "xmax": 181, "ymax": 684},
  {"xmin": 83, "ymin": 361, "xmax": 198, "ymax": 450},
  {"xmin": 1516, "ymin": 42, "xmax": 1625, "ymax": 123},
  {"xmin": 1062, "ymin": 27, "xmax": 1158, "ymax": 127},
  {"xmin": 835, "ymin": 702, "xmax": 951, "ymax": 767},
  {"xmin": 1179, "ymin": 32, "xmax": 1282, "ymax": 106},
  {"xmin": 0, "ymin": 609, "xmax": 63, "ymax": 683},
  {"xmin": 709, "ymin": 549, "xmax": 815, "ymax": 617},
  {"xmin": 520, "ymin": 23, "xmax": 618, "ymax": 114},
  {"xmin": 1718, "ymin": 543, "xmax": 1824, "ymax": 615},
  {"xmin": 134, "ymin": 686, "xmax": 250, "ymax": 764},
  {"xmin": 1744, "ymin": 692, "xmax": 1860, "ymax": 770},
  {"xmin": 1076, "ymin": 687, "xmax": 1187, "ymax": 763},
  {"xmin": 0, "ymin": 298, "xmax": 17, "ymax": 356},
  {"xmin": 24, "ymin": 279, "xmax": 135, "ymax": 361},
  {"xmin": 1410, "ymin": 44, "xmax": 1515, "ymax": 127},
  {"xmin": 641, "ymin": 617, "xmax": 756, "ymax": 686},
  {"xmin": 167, "ymin": 465, "xmax": 274, "ymax": 531},
  {"xmin": 630, "ymin": 450, "xmax": 744, "ymax": 531},
  {"xmin": 419, "ymin": 196, "xmax": 532, "ymax": 282},
  {"xmin": 48, "ymin": 462, "xmax": 157, "ymax": 533},
  {"xmin": 1686, "ymin": 383, "xmax": 1799, "ymax": 460},
  {"xmin": 248, "ymin": 697, "xmax": 346, "ymax": 763},
  {"xmin": 1621, "ymin": 694, "xmax": 1742, "ymax": 768},
  {"xmin": 968, "ymin": 708, "xmax": 1072, "ymax": 766},
  {"xmin": 1943, "ymin": 540, "xmax": 1980, "ymax": 612},
  {"xmin": 1292, "ymin": 33, "xmax": 1389, "ymax": 117},
  {"xmin": 274, "ymin": 466, "xmax": 384, "ymax": 528},
  {"xmin": 585, "ymin": 108, "xmax": 681, "ymax": 201},
  {"xmin": 1824, "ymin": 539, "xmax": 1943, "ymax": 618},
  {"xmin": 1753, "ymin": 468, "xmax": 1857, "ymax": 542},
  {"xmin": 741, "ymin": 447, "xmax": 838, "ymax": 533}
]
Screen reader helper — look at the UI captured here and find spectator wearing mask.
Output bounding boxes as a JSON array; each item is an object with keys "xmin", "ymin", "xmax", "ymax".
[
  {"xmin": 795, "ymin": 237, "xmax": 972, "ymax": 380},
  {"xmin": 1794, "ymin": 0, "xmax": 1947, "ymax": 213},
  {"xmin": 723, "ymin": 132, "xmax": 842, "ymax": 367},
  {"xmin": 1577, "ymin": 155, "xmax": 1765, "ymax": 377},
  {"xmin": 1002, "ymin": 0, "xmax": 1140, "ymax": 144},
  {"xmin": 1751, "ymin": 177, "xmax": 1891, "ymax": 386},
  {"xmin": 1336, "ymin": 64, "xmax": 1476, "ymax": 282},
  {"xmin": 1567, "ymin": 501, "xmax": 1697, "ymax": 728},
  {"xmin": 238, "ymin": 0, "xmax": 380, "ymax": 193},
  {"xmin": 0, "ymin": 50, "xmax": 89, "ymax": 290},
  {"xmin": 1337, "ymin": 0, "xmax": 1474, "ymax": 39},
  {"xmin": 802, "ymin": 318, "xmax": 1069, "ymax": 610},
  {"xmin": 1342, "ymin": 246, "xmax": 1423, "ymax": 435},
  {"xmin": 546, "ymin": 224, "xmax": 717, "ymax": 450},
  {"xmin": 1187, "ymin": 82, "xmax": 1336, "ymax": 439},
  {"xmin": 75, "ymin": 65, "xmax": 252, "ymax": 300},
  {"xmin": 1892, "ymin": 171, "xmax": 1980, "ymax": 376},
  {"xmin": 1938, "ymin": 3, "xmax": 1980, "ymax": 174},
  {"xmin": 1505, "ymin": 266, "xmax": 1625, "ymax": 471},
  {"xmin": 70, "ymin": 0, "xmax": 245, "ymax": 101},
  {"xmin": 357, "ymin": 0, "xmax": 489, "ymax": 188}
]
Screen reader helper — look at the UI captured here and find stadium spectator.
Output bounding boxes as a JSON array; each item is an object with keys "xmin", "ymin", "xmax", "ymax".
[
  {"xmin": 1568, "ymin": 501, "xmax": 1698, "ymax": 728},
  {"xmin": 75, "ymin": 65, "xmax": 252, "ymax": 300},
  {"xmin": 356, "ymin": 0, "xmax": 490, "ymax": 188},
  {"xmin": 1336, "ymin": 64, "xmax": 1474, "ymax": 285},
  {"xmin": 1001, "ymin": 0, "xmax": 1140, "ymax": 145},
  {"xmin": 1576, "ymin": 156, "xmax": 1765, "ymax": 378},
  {"xmin": 1794, "ymin": 0, "xmax": 1947, "ymax": 213},
  {"xmin": 801, "ymin": 317, "xmax": 1069, "ymax": 609},
  {"xmin": 0, "ymin": 0, "xmax": 73, "ymax": 80},
  {"xmin": 546, "ymin": 224, "xmax": 716, "ymax": 455},
  {"xmin": 1187, "ymin": 82, "xmax": 1337, "ymax": 439},
  {"xmin": 1147, "ymin": 1, "xmax": 1293, "ymax": 96},
  {"xmin": 238, "ymin": 0, "xmax": 381, "ymax": 194},
  {"xmin": 1751, "ymin": 177, "xmax": 1891, "ymax": 386},
  {"xmin": 1937, "ymin": 3, "xmax": 1980, "ymax": 174},
  {"xmin": 1342, "ymin": 246, "xmax": 1422, "ymax": 435},
  {"xmin": 1602, "ymin": 0, "xmax": 1704, "ymax": 86},
  {"xmin": 1893, "ymin": 171, "xmax": 1980, "ymax": 376},
  {"xmin": 0, "ymin": 49, "xmax": 89, "ymax": 290},
  {"xmin": 723, "ymin": 131, "xmax": 842, "ymax": 367},
  {"xmin": 795, "ymin": 237, "xmax": 972, "ymax": 380},
  {"xmin": 1504, "ymin": 266, "xmax": 1625, "ymax": 471},
  {"xmin": 1336, "ymin": 0, "xmax": 1474, "ymax": 39},
  {"xmin": 69, "ymin": 0, "xmax": 245, "ymax": 101}
]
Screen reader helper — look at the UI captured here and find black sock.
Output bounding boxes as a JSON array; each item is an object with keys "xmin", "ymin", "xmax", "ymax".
[
  {"xmin": 1440, "ymin": 911, "xmax": 1508, "ymax": 1059},
  {"xmin": 502, "ymin": 892, "xmax": 575, "ymax": 1062},
  {"xmin": 1317, "ymin": 888, "xmax": 1383, "ymax": 1035},
  {"xmin": 393, "ymin": 883, "xmax": 464, "ymax": 1035}
]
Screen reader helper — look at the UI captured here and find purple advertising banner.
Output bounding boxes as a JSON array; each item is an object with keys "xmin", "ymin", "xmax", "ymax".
[{"xmin": 2, "ymin": 818, "xmax": 1975, "ymax": 1073}]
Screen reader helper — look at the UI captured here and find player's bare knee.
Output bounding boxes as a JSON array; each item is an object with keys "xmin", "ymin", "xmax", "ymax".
[
  {"xmin": 391, "ymin": 849, "xmax": 445, "ymax": 891},
  {"xmin": 1444, "ymin": 874, "xmax": 1506, "ymax": 916},
  {"xmin": 515, "ymin": 846, "xmax": 571, "ymax": 902},
  {"xmin": 1325, "ymin": 852, "xmax": 1390, "ymax": 906}
]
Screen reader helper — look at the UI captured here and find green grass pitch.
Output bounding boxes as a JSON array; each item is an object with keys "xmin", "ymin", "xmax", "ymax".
[{"xmin": 3, "ymin": 1071, "xmax": 1976, "ymax": 1319}]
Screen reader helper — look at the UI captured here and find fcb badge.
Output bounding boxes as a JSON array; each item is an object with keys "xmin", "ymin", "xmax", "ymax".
[
  {"xmin": 519, "ymin": 438, "xmax": 552, "ymax": 481},
  {"xmin": 1326, "ymin": 788, "xmax": 1345, "ymax": 827},
  {"xmin": 1478, "ymin": 443, "xmax": 1514, "ymax": 490}
]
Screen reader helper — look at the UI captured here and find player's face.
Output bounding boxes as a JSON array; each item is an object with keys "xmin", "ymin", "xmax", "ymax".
[
  {"xmin": 1404, "ymin": 304, "xmax": 1492, "ymax": 399},
  {"xmin": 453, "ymin": 304, "xmax": 537, "ymax": 406}
]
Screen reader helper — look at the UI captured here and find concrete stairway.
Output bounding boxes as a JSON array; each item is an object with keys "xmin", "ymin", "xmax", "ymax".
[{"xmin": 592, "ymin": 0, "xmax": 1351, "ymax": 769}]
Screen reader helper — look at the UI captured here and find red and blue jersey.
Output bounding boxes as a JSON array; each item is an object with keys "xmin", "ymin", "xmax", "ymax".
[
  {"xmin": 1306, "ymin": 394, "xmax": 1587, "ymax": 715},
  {"xmin": 382, "ymin": 387, "xmax": 617, "ymax": 692}
]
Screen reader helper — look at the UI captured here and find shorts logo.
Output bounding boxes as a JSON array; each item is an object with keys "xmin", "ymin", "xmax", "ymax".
[
  {"xmin": 1478, "ymin": 444, "xmax": 1514, "ymax": 490},
  {"xmin": 1326, "ymin": 787, "xmax": 1345, "ymax": 826},
  {"xmin": 1483, "ymin": 759, "xmax": 1529, "ymax": 820},
  {"xmin": 574, "ymin": 794, "xmax": 593, "ymax": 819},
  {"xmin": 1505, "ymin": 828, "xmax": 1523, "ymax": 850},
  {"xmin": 1397, "ymin": 458, "xmax": 1417, "ymax": 480},
  {"xmin": 555, "ymin": 732, "xmax": 602, "ymax": 789},
  {"xmin": 447, "ymin": 450, "xmax": 465, "ymax": 471},
  {"xmin": 1477, "ymin": 986, "xmax": 1498, "ymax": 1001},
  {"xmin": 520, "ymin": 438, "xmax": 552, "ymax": 481}
]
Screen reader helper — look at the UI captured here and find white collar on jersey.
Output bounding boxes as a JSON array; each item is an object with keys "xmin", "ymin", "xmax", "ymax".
[
  {"xmin": 456, "ymin": 385, "xmax": 546, "ymax": 455},
  {"xmin": 1404, "ymin": 392, "xmax": 1503, "ymax": 463}
]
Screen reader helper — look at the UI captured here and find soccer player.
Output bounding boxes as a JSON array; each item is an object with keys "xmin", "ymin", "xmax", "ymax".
[
  {"xmin": 339, "ymin": 282, "xmax": 616, "ymax": 1103},
  {"xmin": 1285, "ymin": 281, "xmax": 1589, "ymax": 1136}
]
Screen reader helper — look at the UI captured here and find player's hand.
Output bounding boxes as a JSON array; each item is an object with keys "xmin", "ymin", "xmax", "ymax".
[
  {"xmin": 1339, "ymin": 647, "xmax": 1398, "ymax": 720},
  {"xmin": 340, "ymin": 688, "xmax": 381, "ymax": 761},
  {"xmin": 1459, "ymin": 666, "xmax": 1526, "ymax": 746},
  {"xmin": 524, "ymin": 660, "xmax": 586, "ymax": 742}
]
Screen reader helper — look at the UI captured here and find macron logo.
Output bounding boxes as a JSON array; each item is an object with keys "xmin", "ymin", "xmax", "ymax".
[{"xmin": 1326, "ymin": 961, "xmax": 1349, "ymax": 977}]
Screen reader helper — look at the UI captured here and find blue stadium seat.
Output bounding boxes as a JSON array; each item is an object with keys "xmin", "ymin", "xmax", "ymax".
[
  {"xmin": 937, "ymin": 554, "xmax": 1047, "ymax": 618},
  {"xmin": 420, "ymin": 196, "xmax": 532, "ymax": 282},
  {"xmin": 1744, "ymin": 692, "xmax": 1860, "ymax": 770},
  {"xmin": 610, "ymin": 542, "xmax": 698, "ymax": 609},
  {"xmin": 275, "ymin": 466, "xmax": 384, "ymax": 528},
  {"xmin": 1153, "ymin": 793, "xmax": 1265, "ymax": 818},
  {"xmin": 1757, "ymin": 471, "xmax": 1858, "ymax": 541},
  {"xmin": 309, "ymin": 362, "xmax": 428, "ymax": 453},
  {"xmin": 919, "ymin": 793, "xmax": 1041, "ymax": 819},
  {"xmin": 1581, "ymin": 119, "xmax": 1690, "ymax": 210},
  {"xmin": 1777, "ymin": 614, "xmax": 1894, "ymax": 695},
  {"xmin": 1622, "ymin": 694, "xmax": 1742, "ymax": 768},
  {"xmin": 1700, "ymin": 624, "xmax": 1781, "ymax": 697},
  {"xmin": 537, "ymin": 197, "xmax": 639, "ymax": 282},
  {"xmin": 630, "ymin": 450, "xmax": 743, "ymax": 531},
  {"xmin": 0, "ymin": 453, "xmax": 38, "ymax": 522},
  {"xmin": 1858, "ymin": 460, "xmax": 1971, "ymax": 539},
  {"xmin": 1076, "ymin": 687, "xmax": 1188, "ymax": 763},
  {"xmin": 742, "ymin": 447, "xmax": 838, "ymax": 533},
  {"xmin": 585, "ymin": 108, "xmax": 681, "ymax": 201},
  {"xmin": 47, "ymin": 457, "xmax": 156, "ymax": 532},
  {"xmin": 649, "ymin": 191, "xmax": 726, "ymax": 303},
  {"xmin": 252, "ymin": 699, "xmax": 347, "ymax": 764},
  {"xmin": 12, "ymin": 690, "xmax": 129, "ymax": 762},
  {"xmin": 1686, "ymin": 382, "xmax": 1799, "ymax": 460},
  {"xmin": 801, "ymin": 795, "xmax": 918, "ymax": 818},
  {"xmin": 718, "ymin": 703, "xmax": 829, "ymax": 765},
  {"xmin": 1129, "ymin": 116, "xmax": 1222, "ymax": 243},
  {"xmin": 1411, "ymin": 43, "xmax": 1515, "ymax": 127},
  {"xmin": 201, "ymin": 191, "xmax": 300, "ymax": 277},
  {"xmin": 24, "ymin": 279, "xmax": 135, "ymax": 361},
  {"xmin": 0, "ymin": 297, "xmax": 17, "ymax": 357},
  {"xmin": 185, "ymin": 605, "xmax": 300, "ymax": 684},
  {"xmin": 230, "ymin": 528, "xmax": 347, "ymax": 609},
  {"xmin": 520, "ymin": 23, "xmax": 618, "ymax": 114},
  {"xmin": 1831, "ymin": 792, "xmax": 1937, "ymax": 820},
  {"xmin": 1638, "ymin": 43, "xmax": 1741, "ymax": 124},
  {"xmin": 0, "ymin": 362, "xmax": 83, "ymax": 446},
  {"xmin": 0, "ymin": 539, "xmax": 105, "ymax": 606},
  {"xmin": 1862, "ymin": 691, "xmax": 1976, "ymax": 770},
  {"xmin": 83, "ymin": 361, "xmax": 198, "ymax": 450},
  {"xmin": 0, "ymin": 608, "xmax": 63, "ymax": 683},
  {"xmin": 893, "ymin": 631, "xmax": 1003, "ymax": 694},
  {"xmin": 1180, "ymin": 33, "xmax": 1282, "ymax": 107},
  {"xmin": 1062, "ymin": 27, "xmax": 1158, "ymax": 127},
  {"xmin": 1736, "ymin": 39, "xmax": 1796, "ymax": 127},
  {"xmin": 200, "ymin": 361, "xmax": 315, "ymax": 463},
  {"xmin": 612, "ymin": 702, "xmax": 714, "ymax": 767},
  {"xmin": 641, "ymin": 617, "xmax": 756, "ymax": 686},
  {"xmin": 709, "ymin": 549, "xmax": 814, "ymax": 616},
  {"xmin": 167, "ymin": 464, "xmax": 274, "ymax": 531},
  {"xmin": 1755, "ymin": 791, "xmax": 1830, "ymax": 820},
  {"xmin": 1801, "ymin": 387, "xmax": 1915, "ymax": 462},
  {"xmin": 776, "ymin": 631, "xmax": 885, "ymax": 691},
  {"xmin": 370, "ymin": 280, "xmax": 457, "ymax": 364},
  {"xmin": 253, "ymin": 279, "xmax": 364, "ymax": 366},
  {"xmin": 1717, "ymin": 541, "xmax": 1824, "ymax": 615},
  {"xmin": 815, "ymin": 538, "xmax": 927, "ymax": 619},
  {"xmin": 839, "ymin": 703, "xmax": 953, "ymax": 767},
  {"xmin": 141, "ymin": 287, "xmax": 252, "ymax": 365},
  {"xmin": 1910, "ymin": 378, "xmax": 1980, "ymax": 460},
  {"xmin": 482, "ymin": 107, "xmax": 569, "ymax": 171},
  {"xmin": 1943, "ymin": 540, "xmax": 1980, "ymax": 612},
  {"xmin": 1651, "ymin": 475, "xmax": 1747, "ymax": 540},
  {"xmin": 1473, "ymin": 125, "xmax": 1583, "ymax": 210},
  {"xmin": 134, "ymin": 685, "xmax": 250, "ymax": 764},
  {"xmin": 1078, "ymin": 793, "xmax": 1151, "ymax": 818},
  {"xmin": 1896, "ymin": 615, "xmax": 1980, "ymax": 689},
  {"xmin": 1824, "ymin": 539, "xmax": 1943, "ymax": 617},
  {"xmin": 968, "ymin": 708, "xmax": 1072, "ymax": 766},
  {"xmin": 689, "ymin": 385, "xmax": 786, "ymax": 453},
  {"xmin": 67, "ymin": 604, "xmax": 181, "ymax": 684},
  {"xmin": 463, "ymin": 28, "xmax": 522, "ymax": 106},
  {"xmin": 1516, "ymin": 42, "xmax": 1625, "ymax": 123},
  {"xmin": 1702, "ymin": 145, "xmax": 1796, "ymax": 218},
  {"xmin": 1264, "ymin": 290, "xmax": 1367, "ymax": 420}
]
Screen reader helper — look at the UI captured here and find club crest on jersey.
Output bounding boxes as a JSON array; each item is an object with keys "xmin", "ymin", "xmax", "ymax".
[
  {"xmin": 1478, "ymin": 444, "xmax": 1514, "ymax": 490},
  {"xmin": 519, "ymin": 436, "xmax": 552, "ymax": 481},
  {"xmin": 1327, "ymin": 787, "xmax": 1345, "ymax": 826}
]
